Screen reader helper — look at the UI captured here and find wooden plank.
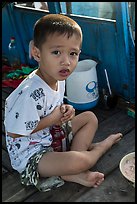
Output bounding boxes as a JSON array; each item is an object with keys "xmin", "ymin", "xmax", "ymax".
[
  {"xmin": 2, "ymin": 90, "xmax": 7, "ymax": 98},
  {"xmin": 76, "ymin": 105, "xmax": 121, "ymax": 123},
  {"xmin": 93, "ymin": 109, "xmax": 135, "ymax": 142},
  {"xmin": 92, "ymin": 107, "xmax": 120, "ymax": 123},
  {"xmin": 2, "ymin": 122, "xmax": 5, "ymax": 134},
  {"xmin": 2, "ymin": 149, "xmax": 14, "ymax": 172},
  {"xmin": 2, "ymin": 109, "xmax": 5, "ymax": 126},
  {"xmin": 2, "ymin": 172, "xmax": 38, "ymax": 202},
  {"xmin": 2, "ymin": 99, "xmax": 5, "ymax": 109},
  {"xmin": 24, "ymin": 181, "xmax": 85, "ymax": 202},
  {"xmin": 2, "ymin": 87, "xmax": 14, "ymax": 109},
  {"xmin": 2, "ymin": 134, "xmax": 7, "ymax": 150},
  {"xmin": 2, "ymin": 167, "xmax": 8, "ymax": 175},
  {"xmin": 92, "ymin": 129, "xmax": 135, "ymax": 175},
  {"xmin": 68, "ymin": 168, "xmax": 135, "ymax": 202}
]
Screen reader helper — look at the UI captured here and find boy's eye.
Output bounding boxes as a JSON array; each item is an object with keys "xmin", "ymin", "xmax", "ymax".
[
  {"xmin": 70, "ymin": 52, "xmax": 78, "ymax": 56},
  {"xmin": 52, "ymin": 50, "xmax": 61, "ymax": 55}
]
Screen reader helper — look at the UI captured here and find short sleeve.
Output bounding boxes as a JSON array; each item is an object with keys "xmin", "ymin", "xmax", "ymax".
[{"xmin": 4, "ymin": 88, "xmax": 45, "ymax": 136}]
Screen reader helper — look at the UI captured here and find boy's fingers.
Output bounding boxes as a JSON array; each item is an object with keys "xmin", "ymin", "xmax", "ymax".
[
  {"xmin": 61, "ymin": 116, "xmax": 69, "ymax": 122},
  {"xmin": 61, "ymin": 112, "xmax": 75, "ymax": 122},
  {"xmin": 64, "ymin": 108, "xmax": 75, "ymax": 117},
  {"xmin": 60, "ymin": 104, "xmax": 66, "ymax": 113}
]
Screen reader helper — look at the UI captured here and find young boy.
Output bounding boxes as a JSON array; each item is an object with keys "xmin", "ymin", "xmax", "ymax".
[{"xmin": 4, "ymin": 14, "xmax": 122, "ymax": 192}]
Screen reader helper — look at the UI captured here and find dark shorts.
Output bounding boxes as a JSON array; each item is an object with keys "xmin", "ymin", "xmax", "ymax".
[{"xmin": 20, "ymin": 121, "xmax": 73, "ymax": 192}]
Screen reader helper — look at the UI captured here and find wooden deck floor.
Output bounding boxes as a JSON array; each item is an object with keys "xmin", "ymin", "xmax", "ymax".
[{"xmin": 2, "ymin": 87, "xmax": 135, "ymax": 202}]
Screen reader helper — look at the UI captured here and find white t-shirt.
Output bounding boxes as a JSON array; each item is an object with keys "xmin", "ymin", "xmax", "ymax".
[{"xmin": 4, "ymin": 70, "xmax": 65, "ymax": 173}]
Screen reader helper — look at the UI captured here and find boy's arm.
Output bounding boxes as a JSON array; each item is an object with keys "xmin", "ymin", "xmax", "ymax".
[
  {"xmin": 31, "ymin": 109, "xmax": 61, "ymax": 134},
  {"xmin": 7, "ymin": 106, "xmax": 63, "ymax": 138}
]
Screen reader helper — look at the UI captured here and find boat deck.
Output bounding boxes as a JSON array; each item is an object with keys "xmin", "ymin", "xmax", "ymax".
[{"xmin": 2, "ymin": 87, "xmax": 135, "ymax": 202}]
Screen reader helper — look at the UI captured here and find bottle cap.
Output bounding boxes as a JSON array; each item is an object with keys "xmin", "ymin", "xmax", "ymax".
[{"xmin": 10, "ymin": 37, "xmax": 15, "ymax": 42}]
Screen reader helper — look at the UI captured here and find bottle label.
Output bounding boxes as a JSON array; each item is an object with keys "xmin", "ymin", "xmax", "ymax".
[{"xmin": 50, "ymin": 125, "xmax": 66, "ymax": 152}]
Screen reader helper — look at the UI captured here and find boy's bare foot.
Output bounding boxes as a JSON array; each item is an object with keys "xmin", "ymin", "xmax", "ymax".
[
  {"xmin": 61, "ymin": 171, "xmax": 104, "ymax": 188},
  {"xmin": 88, "ymin": 133, "xmax": 122, "ymax": 151}
]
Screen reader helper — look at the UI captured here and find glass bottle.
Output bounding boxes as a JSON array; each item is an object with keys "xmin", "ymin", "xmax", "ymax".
[
  {"xmin": 50, "ymin": 125, "xmax": 67, "ymax": 152},
  {"xmin": 8, "ymin": 37, "xmax": 21, "ymax": 68}
]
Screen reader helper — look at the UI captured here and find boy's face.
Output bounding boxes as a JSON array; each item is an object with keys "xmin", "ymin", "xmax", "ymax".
[{"xmin": 36, "ymin": 32, "xmax": 81, "ymax": 82}]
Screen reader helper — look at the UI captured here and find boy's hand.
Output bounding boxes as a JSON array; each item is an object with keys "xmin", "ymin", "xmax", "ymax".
[{"xmin": 60, "ymin": 104, "xmax": 75, "ymax": 123}]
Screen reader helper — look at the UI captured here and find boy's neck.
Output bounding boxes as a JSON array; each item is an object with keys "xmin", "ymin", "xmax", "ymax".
[{"xmin": 36, "ymin": 68, "xmax": 58, "ymax": 91}]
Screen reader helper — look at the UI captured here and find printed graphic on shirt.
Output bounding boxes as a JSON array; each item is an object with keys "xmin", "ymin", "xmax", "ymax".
[
  {"xmin": 36, "ymin": 103, "xmax": 43, "ymax": 110},
  {"xmin": 25, "ymin": 120, "xmax": 39, "ymax": 130},
  {"xmin": 30, "ymin": 88, "xmax": 45, "ymax": 101},
  {"xmin": 49, "ymin": 104, "xmax": 53, "ymax": 110},
  {"xmin": 15, "ymin": 112, "xmax": 19, "ymax": 119},
  {"xmin": 19, "ymin": 90, "xmax": 23, "ymax": 95}
]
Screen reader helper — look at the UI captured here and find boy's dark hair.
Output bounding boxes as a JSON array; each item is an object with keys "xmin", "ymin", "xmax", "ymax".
[{"xmin": 33, "ymin": 14, "xmax": 82, "ymax": 49}]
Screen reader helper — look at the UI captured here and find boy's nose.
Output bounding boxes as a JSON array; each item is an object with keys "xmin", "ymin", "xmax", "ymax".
[{"xmin": 61, "ymin": 55, "xmax": 70, "ymax": 66}]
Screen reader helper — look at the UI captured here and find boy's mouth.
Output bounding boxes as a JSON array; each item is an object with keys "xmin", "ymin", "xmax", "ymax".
[{"xmin": 59, "ymin": 69, "xmax": 70, "ymax": 77}]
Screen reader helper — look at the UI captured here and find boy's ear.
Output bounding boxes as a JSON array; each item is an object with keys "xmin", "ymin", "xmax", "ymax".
[{"xmin": 30, "ymin": 40, "xmax": 40, "ymax": 62}]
